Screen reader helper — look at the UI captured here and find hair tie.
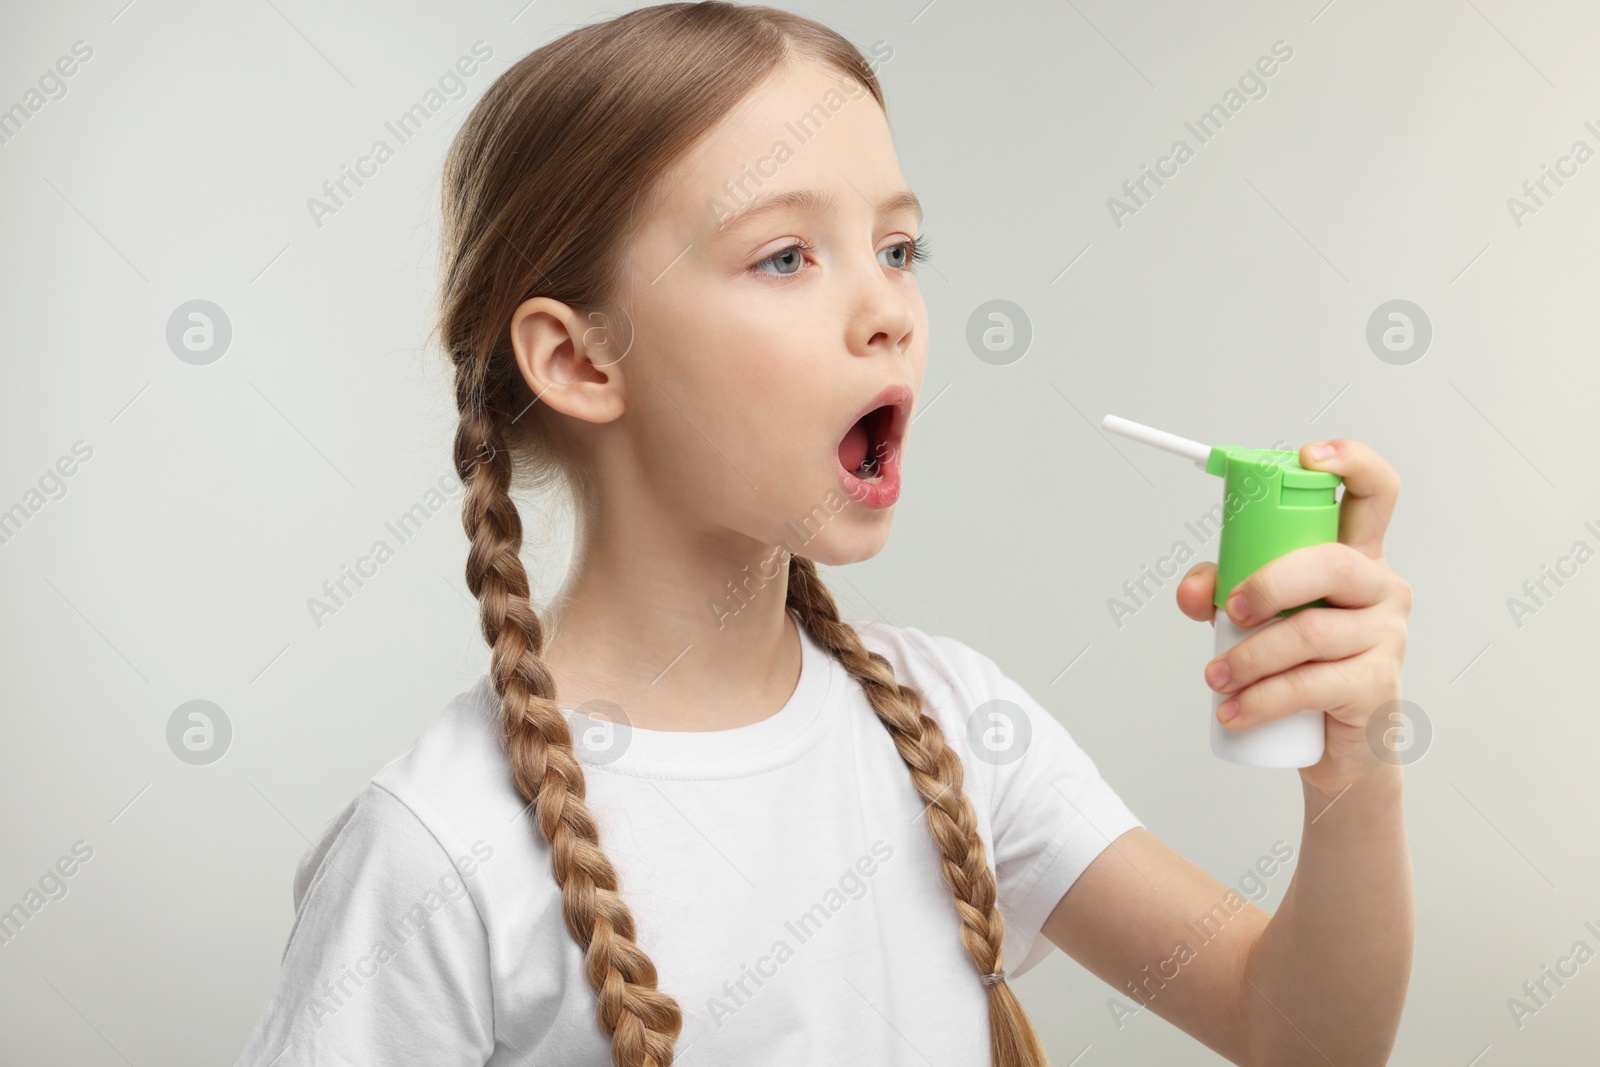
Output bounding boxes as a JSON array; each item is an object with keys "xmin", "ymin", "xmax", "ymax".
[{"xmin": 980, "ymin": 970, "xmax": 1006, "ymax": 987}]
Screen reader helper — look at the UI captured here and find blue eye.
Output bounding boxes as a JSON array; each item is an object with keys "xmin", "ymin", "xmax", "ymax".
[
  {"xmin": 750, "ymin": 234, "xmax": 931, "ymax": 278},
  {"xmin": 753, "ymin": 241, "xmax": 813, "ymax": 276},
  {"xmin": 879, "ymin": 234, "xmax": 930, "ymax": 271}
]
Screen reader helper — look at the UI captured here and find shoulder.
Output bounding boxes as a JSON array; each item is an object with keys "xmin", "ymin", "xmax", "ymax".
[
  {"xmin": 289, "ymin": 782, "xmax": 467, "ymax": 916},
  {"xmin": 293, "ymin": 677, "xmax": 525, "ymax": 912},
  {"xmin": 848, "ymin": 616, "xmax": 1019, "ymax": 726},
  {"xmin": 245, "ymin": 694, "xmax": 503, "ymax": 1065},
  {"xmin": 370, "ymin": 675, "xmax": 529, "ymax": 837},
  {"xmin": 845, "ymin": 614, "xmax": 1136, "ymax": 840},
  {"xmin": 847, "ymin": 616, "xmax": 1067, "ymax": 783},
  {"xmin": 847, "ymin": 619, "xmax": 1142, "ymax": 980}
]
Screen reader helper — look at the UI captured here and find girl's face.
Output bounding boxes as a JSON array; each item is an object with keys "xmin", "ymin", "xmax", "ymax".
[{"xmin": 611, "ymin": 57, "xmax": 929, "ymax": 565}]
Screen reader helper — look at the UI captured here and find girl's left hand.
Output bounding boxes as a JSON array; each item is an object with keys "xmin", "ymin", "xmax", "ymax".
[{"xmin": 1175, "ymin": 438, "xmax": 1412, "ymax": 795}]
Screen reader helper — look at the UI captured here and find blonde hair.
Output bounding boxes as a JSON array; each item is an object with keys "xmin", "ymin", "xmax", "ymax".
[{"xmin": 436, "ymin": 4, "xmax": 1049, "ymax": 1065}]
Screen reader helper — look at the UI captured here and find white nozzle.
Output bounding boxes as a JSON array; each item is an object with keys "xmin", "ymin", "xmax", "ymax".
[{"xmin": 1101, "ymin": 414, "xmax": 1213, "ymax": 469}]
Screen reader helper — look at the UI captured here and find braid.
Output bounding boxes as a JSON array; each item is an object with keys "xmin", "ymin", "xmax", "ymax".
[
  {"xmin": 453, "ymin": 396, "xmax": 684, "ymax": 1067},
  {"xmin": 785, "ymin": 555, "xmax": 1052, "ymax": 1067}
]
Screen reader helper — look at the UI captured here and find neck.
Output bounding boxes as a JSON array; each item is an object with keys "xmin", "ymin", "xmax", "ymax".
[{"xmin": 539, "ymin": 517, "xmax": 804, "ymax": 733}]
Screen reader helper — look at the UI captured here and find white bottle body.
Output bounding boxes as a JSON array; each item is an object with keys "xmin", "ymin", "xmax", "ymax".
[{"xmin": 1211, "ymin": 613, "xmax": 1326, "ymax": 768}]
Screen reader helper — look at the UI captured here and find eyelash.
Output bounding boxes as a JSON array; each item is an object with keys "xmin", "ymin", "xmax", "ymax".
[{"xmin": 750, "ymin": 234, "xmax": 931, "ymax": 279}]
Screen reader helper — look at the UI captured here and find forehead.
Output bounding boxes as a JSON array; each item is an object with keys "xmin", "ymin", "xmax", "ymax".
[{"xmin": 641, "ymin": 57, "xmax": 905, "ymax": 241}]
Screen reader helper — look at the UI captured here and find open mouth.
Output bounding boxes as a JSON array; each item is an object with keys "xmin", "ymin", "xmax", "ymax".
[
  {"xmin": 836, "ymin": 385, "xmax": 910, "ymax": 509},
  {"xmin": 838, "ymin": 404, "xmax": 896, "ymax": 481}
]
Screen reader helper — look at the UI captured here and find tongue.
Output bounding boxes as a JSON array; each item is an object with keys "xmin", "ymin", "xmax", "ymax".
[{"xmin": 838, "ymin": 418, "xmax": 869, "ymax": 473}]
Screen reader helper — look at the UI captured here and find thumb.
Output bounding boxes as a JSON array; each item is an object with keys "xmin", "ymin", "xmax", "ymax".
[{"xmin": 1177, "ymin": 562, "xmax": 1218, "ymax": 624}]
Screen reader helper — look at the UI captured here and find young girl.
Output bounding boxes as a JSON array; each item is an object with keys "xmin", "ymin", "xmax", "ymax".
[{"xmin": 235, "ymin": 4, "xmax": 1414, "ymax": 1065}]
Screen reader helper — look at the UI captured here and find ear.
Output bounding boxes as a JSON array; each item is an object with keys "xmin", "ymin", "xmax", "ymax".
[{"xmin": 508, "ymin": 297, "xmax": 631, "ymax": 424}]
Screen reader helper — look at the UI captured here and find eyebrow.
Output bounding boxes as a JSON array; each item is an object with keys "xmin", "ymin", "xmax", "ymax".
[{"xmin": 711, "ymin": 187, "xmax": 923, "ymax": 238}]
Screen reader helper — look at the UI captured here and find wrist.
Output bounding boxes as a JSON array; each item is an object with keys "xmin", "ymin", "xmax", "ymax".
[{"xmin": 1302, "ymin": 761, "xmax": 1404, "ymax": 812}]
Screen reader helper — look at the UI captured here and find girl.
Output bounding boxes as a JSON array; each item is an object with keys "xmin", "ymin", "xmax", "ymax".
[{"xmin": 235, "ymin": 4, "xmax": 1414, "ymax": 1066}]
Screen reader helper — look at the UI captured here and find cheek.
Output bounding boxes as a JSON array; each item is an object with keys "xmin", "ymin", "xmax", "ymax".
[
  {"xmin": 724, "ymin": 352, "xmax": 822, "ymax": 475},
  {"xmin": 635, "ymin": 278, "xmax": 832, "ymax": 474},
  {"xmin": 703, "ymin": 307, "xmax": 820, "ymax": 427},
  {"xmin": 639, "ymin": 319, "xmax": 807, "ymax": 466}
]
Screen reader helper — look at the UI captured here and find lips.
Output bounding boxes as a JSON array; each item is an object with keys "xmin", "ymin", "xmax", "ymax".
[{"xmin": 836, "ymin": 384, "xmax": 911, "ymax": 509}]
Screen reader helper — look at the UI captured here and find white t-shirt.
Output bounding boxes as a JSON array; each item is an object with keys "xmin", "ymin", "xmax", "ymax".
[{"xmin": 233, "ymin": 613, "xmax": 1142, "ymax": 1066}]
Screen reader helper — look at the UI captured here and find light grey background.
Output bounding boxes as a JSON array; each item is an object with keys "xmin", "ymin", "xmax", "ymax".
[{"xmin": 2, "ymin": 0, "xmax": 1596, "ymax": 1064}]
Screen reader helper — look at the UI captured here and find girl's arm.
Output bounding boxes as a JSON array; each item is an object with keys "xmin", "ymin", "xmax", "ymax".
[
  {"xmin": 1044, "ymin": 769, "xmax": 1411, "ymax": 1067},
  {"xmin": 1042, "ymin": 826, "xmax": 1270, "ymax": 1064},
  {"xmin": 1241, "ymin": 763, "xmax": 1412, "ymax": 1065},
  {"xmin": 1045, "ymin": 438, "xmax": 1414, "ymax": 1066}
]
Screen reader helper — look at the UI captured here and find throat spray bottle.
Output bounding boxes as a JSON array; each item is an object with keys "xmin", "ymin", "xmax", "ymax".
[{"xmin": 1101, "ymin": 415, "xmax": 1344, "ymax": 769}]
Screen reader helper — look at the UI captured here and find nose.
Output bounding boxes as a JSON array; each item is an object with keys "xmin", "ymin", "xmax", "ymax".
[{"xmin": 847, "ymin": 254, "xmax": 918, "ymax": 361}]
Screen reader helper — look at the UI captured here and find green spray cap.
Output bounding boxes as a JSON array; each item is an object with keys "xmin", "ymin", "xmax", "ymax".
[
  {"xmin": 1200, "ymin": 446, "xmax": 1341, "ymax": 615},
  {"xmin": 1102, "ymin": 416, "xmax": 1344, "ymax": 619}
]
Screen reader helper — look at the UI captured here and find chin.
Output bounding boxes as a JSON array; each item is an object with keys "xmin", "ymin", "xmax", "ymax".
[{"xmin": 794, "ymin": 517, "xmax": 893, "ymax": 567}]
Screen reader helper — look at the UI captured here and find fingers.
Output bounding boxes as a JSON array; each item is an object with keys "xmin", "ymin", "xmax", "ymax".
[
  {"xmin": 1224, "ymin": 541, "xmax": 1394, "ymax": 625},
  {"xmin": 1177, "ymin": 562, "xmax": 1218, "ymax": 622},
  {"xmin": 1206, "ymin": 604, "xmax": 1388, "ymax": 697},
  {"xmin": 1298, "ymin": 438, "xmax": 1402, "ymax": 561},
  {"xmin": 1216, "ymin": 650, "xmax": 1386, "ymax": 731}
]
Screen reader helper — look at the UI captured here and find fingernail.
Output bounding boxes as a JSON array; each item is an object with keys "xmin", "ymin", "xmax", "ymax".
[
  {"xmin": 1218, "ymin": 700, "xmax": 1240, "ymax": 722},
  {"xmin": 1308, "ymin": 441, "xmax": 1336, "ymax": 461},
  {"xmin": 1226, "ymin": 593, "xmax": 1248, "ymax": 623},
  {"xmin": 1205, "ymin": 660, "xmax": 1230, "ymax": 690}
]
